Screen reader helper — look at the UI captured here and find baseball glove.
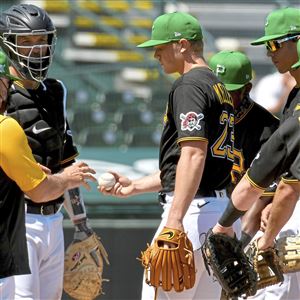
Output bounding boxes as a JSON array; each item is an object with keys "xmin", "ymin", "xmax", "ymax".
[
  {"xmin": 140, "ymin": 226, "xmax": 196, "ymax": 292},
  {"xmin": 201, "ymin": 229, "xmax": 257, "ymax": 298},
  {"xmin": 276, "ymin": 235, "xmax": 300, "ymax": 273},
  {"xmin": 247, "ymin": 239, "xmax": 284, "ymax": 290},
  {"xmin": 63, "ymin": 232, "xmax": 110, "ymax": 300}
]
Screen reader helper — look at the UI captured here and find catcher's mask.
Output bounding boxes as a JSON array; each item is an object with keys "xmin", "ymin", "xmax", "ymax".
[{"xmin": 0, "ymin": 4, "xmax": 56, "ymax": 82}]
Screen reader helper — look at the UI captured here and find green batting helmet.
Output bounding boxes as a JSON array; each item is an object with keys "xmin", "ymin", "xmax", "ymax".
[{"xmin": 0, "ymin": 51, "xmax": 21, "ymax": 81}]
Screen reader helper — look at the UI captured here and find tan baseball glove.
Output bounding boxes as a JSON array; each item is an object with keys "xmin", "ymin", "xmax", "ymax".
[
  {"xmin": 140, "ymin": 226, "xmax": 195, "ymax": 293},
  {"xmin": 63, "ymin": 232, "xmax": 109, "ymax": 300},
  {"xmin": 247, "ymin": 239, "xmax": 283, "ymax": 290},
  {"xmin": 276, "ymin": 235, "xmax": 300, "ymax": 273}
]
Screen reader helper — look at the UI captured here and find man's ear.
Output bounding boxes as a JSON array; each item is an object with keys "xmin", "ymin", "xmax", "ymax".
[
  {"xmin": 178, "ymin": 39, "xmax": 190, "ymax": 53},
  {"xmin": 244, "ymin": 82, "xmax": 252, "ymax": 94}
]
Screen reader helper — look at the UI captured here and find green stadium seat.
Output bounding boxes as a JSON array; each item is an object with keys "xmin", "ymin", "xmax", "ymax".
[{"xmin": 77, "ymin": 125, "xmax": 130, "ymax": 148}]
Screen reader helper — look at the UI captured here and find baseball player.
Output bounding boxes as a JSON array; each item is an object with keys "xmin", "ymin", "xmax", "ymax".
[
  {"xmin": 209, "ymin": 50, "xmax": 300, "ymax": 299},
  {"xmin": 209, "ymin": 50, "xmax": 279, "ymax": 244},
  {"xmin": 99, "ymin": 12, "xmax": 239, "ymax": 300},
  {"xmin": 0, "ymin": 51, "xmax": 96, "ymax": 299},
  {"xmin": 0, "ymin": 4, "xmax": 98, "ymax": 299},
  {"xmin": 211, "ymin": 7, "xmax": 300, "ymax": 251}
]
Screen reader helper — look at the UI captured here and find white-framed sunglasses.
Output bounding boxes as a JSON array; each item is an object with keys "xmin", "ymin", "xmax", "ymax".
[{"xmin": 265, "ymin": 35, "xmax": 299, "ymax": 52}]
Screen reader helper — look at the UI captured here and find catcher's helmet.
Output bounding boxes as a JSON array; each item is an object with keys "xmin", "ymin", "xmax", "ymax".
[{"xmin": 0, "ymin": 4, "xmax": 56, "ymax": 82}]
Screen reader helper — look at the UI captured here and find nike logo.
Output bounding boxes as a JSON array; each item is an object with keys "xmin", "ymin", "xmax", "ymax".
[
  {"xmin": 160, "ymin": 231, "xmax": 174, "ymax": 240},
  {"xmin": 32, "ymin": 125, "xmax": 52, "ymax": 134}
]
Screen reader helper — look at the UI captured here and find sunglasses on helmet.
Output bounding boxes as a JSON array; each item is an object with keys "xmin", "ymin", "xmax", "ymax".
[{"xmin": 265, "ymin": 35, "xmax": 298, "ymax": 52}]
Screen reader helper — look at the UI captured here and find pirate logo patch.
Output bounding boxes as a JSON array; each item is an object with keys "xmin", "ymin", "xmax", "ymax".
[{"xmin": 180, "ymin": 112, "xmax": 204, "ymax": 131}]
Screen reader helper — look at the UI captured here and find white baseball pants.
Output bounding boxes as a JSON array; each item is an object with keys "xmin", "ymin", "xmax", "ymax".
[
  {"xmin": 141, "ymin": 192, "xmax": 241, "ymax": 300},
  {"xmin": 14, "ymin": 212, "xmax": 64, "ymax": 300}
]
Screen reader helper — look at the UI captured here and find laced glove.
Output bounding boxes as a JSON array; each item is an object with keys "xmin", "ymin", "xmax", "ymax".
[
  {"xmin": 140, "ymin": 226, "xmax": 196, "ymax": 293},
  {"xmin": 276, "ymin": 235, "xmax": 300, "ymax": 273},
  {"xmin": 64, "ymin": 220, "xmax": 109, "ymax": 300},
  {"xmin": 246, "ymin": 239, "xmax": 283, "ymax": 290},
  {"xmin": 201, "ymin": 229, "xmax": 257, "ymax": 298}
]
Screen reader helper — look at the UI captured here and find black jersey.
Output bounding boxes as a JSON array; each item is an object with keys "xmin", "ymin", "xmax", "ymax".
[
  {"xmin": 159, "ymin": 67, "xmax": 234, "ymax": 193},
  {"xmin": 246, "ymin": 87, "xmax": 300, "ymax": 188},
  {"xmin": 0, "ymin": 116, "xmax": 45, "ymax": 278},
  {"xmin": 0, "ymin": 169, "xmax": 27, "ymax": 278},
  {"xmin": 281, "ymin": 87, "xmax": 300, "ymax": 123},
  {"xmin": 6, "ymin": 79, "xmax": 78, "ymax": 205},
  {"xmin": 231, "ymin": 96, "xmax": 279, "ymax": 186},
  {"xmin": 247, "ymin": 106, "xmax": 300, "ymax": 188}
]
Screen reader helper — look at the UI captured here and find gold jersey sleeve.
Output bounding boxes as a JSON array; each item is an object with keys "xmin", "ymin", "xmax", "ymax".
[{"xmin": 0, "ymin": 116, "xmax": 46, "ymax": 192}]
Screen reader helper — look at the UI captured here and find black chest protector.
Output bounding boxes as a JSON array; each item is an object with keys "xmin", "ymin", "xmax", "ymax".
[{"xmin": 6, "ymin": 79, "xmax": 66, "ymax": 173}]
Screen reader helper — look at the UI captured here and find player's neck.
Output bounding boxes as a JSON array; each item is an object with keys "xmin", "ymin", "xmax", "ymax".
[{"xmin": 290, "ymin": 68, "xmax": 300, "ymax": 87}]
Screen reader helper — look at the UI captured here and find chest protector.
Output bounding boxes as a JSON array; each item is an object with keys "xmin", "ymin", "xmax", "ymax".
[{"xmin": 6, "ymin": 79, "xmax": 66, "ymax": 173}]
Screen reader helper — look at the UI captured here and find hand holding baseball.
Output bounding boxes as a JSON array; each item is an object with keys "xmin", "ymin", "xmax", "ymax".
[
  {"xmin": 98, "ymin": 172, "xmax": 116, "ymax": 191},
  {"xmin": 97, "ymin": 171, "xmax": 134, "ymax": 197}
]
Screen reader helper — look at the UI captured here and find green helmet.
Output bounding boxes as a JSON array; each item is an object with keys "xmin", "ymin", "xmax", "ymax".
[{"xmin": 0, "ymin": 51, "xmax": 21, "ymax": 81}]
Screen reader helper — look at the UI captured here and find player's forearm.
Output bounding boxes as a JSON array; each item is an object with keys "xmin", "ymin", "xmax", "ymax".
[
  {"xmin": 241, "ymin": 197, "xmax": 272, "ymax": 236},
  {"xmin": 26, "ymin": 174, "xmax": 69, "ymax": 202},
  {"xmin": 131, "ymin": 171, "xmax": 162, "ymax": 195},
  {"xmin": 260, "ymin": 182, "xmax": 299, "ymax": 248},
  {"xmin": 215, "ymin": 176, "xmax": 264, "ymax": 232}
]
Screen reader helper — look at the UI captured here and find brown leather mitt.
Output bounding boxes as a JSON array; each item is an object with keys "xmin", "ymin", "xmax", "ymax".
[
  {"xmin": 276, "ymin": 235, "xmax": 300, "ymax": 273},
  {"xmin": 247, "ymin": 239, "xmax": 284, "ymax": 290},
  {"xmin": 63, "ymin": 232, "xmax": 109, "ymax": 300},
  {"xmin": 140, "ymin": 226, "xmax": 196, "ymax": 293}
]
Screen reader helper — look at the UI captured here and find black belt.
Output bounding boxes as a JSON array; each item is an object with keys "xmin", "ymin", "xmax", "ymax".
[
  {"xmin": 158, "ymin": 190, "xmax": 223, "ymax": 205},
  {"xmin": 25, "ymin": 202, "xmax": 62, "ymax": 216}
]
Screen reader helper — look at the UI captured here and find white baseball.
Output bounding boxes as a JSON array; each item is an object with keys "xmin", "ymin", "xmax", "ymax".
[{"xmin": 98, "ymin": 173, "xmax": 116, "ymax": 190}]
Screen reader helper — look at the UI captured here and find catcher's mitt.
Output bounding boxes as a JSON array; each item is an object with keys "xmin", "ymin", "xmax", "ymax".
[
  {"xmin": 247, "ymin": 239, "xmax": 284, "ymax": 290},
  {"xmin": 201, "ymin": 229, "xmax": 257, "ymax": 298},
  {"xmin": 140, "ymin": 226, "xmax": 196, "ymax": 292},
  {"xmin": 63, "ymin": 232, "xmax": 110, "ymax": 300},
  {"xmin": 276, "ymin": 235, "xmax": 300, "ymax": 273}
]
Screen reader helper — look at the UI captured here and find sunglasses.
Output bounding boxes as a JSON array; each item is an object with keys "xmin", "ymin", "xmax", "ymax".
[{"xmin": 265, "ymin": 35, "xmax": 298, "ymax": 52}]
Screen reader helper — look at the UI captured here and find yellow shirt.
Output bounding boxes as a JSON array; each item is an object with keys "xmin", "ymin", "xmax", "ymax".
[{"xmin": 0, "ymin": 115, "xmax": 46, "ymax": 191}]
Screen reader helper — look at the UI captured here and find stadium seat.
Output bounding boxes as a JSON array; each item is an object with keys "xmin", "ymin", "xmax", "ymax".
[
  {"xmin": 42, "ymin": 0, "xmax": 70, "ymax": 13},
  {"xmin": 118, "ymin": 108, "xmax": 155, "ymax": 131},
  {"xmin": 77, "ymin": 125, "xmax": 130, "ymax": 148},
  {"xmin": 132, "ymin": 0, "xmax": 154, "ymax": 11},
  {"xmin": 78, "ymin": 1, "xmax": 102, "ymax": 13},
  {"xmin": 128, "ymin": 125, "xmax": 162, "ymax": 147},
  {"xmin": 72, "ymin": 32, "xmax": 121, "ymax": 48},
  {"xmin": 73, "ymin": 16, "xmax": 124, "ymax": 29}
]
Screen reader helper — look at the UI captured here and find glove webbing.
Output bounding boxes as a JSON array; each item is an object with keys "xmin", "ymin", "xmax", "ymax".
[{"xmin": 254, "ymin": 247, "xmax": 284, "ymax": 289}]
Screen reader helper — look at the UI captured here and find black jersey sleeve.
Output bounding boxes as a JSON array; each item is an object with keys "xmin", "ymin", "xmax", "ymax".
[
  {"xmin": 291, "ymin": 152, "xmax": 300, "ymax": 180},
  {"xmin": 172, "ymin": 84, "xmax": 208, "ymax": 142},
  {"xmin": 247, "ymin": 113, "xmax": 300, "ymax": 188}
]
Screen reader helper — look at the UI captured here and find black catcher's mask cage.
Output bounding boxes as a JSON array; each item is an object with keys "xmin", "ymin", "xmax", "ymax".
[{"xmin": 0, "ymin": 4, "xmax": 57, "ymax": 82}]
